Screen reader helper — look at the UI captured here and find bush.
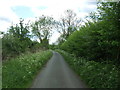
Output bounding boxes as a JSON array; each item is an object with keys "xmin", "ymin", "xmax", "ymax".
[
  {"xmin": 56, "ymin": 50, "xmax": 119, "ymax": 88},
  {"xmin": 61, "ymin": 21, "xmax": 120, "ymax": 65}
]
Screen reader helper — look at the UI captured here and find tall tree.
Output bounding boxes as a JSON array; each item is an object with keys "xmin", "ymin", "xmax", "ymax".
[
  {"xmin": 61, "ymin": 1, "xmax": 120, "ymax": 65},
  {"xmin": 2, "ymin": 19, "xmax": 32, "ymax": 60},
  {"xmin": 9, "ymin": 18, "xmax": 30, "ymax": 40},
  {"xmin": 57, "ymin": 9, "xmax": 82, "ymax": 41},
  {"xmin": 31, "ymin": 15, "xmax": 54, "ymax": 48},
  {"xmin": 97, "ymin": 1, "xmax": 120, "ymax": 62}
]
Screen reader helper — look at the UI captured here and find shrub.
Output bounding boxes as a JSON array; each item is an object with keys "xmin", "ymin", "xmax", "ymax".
[{"xmin": 57, "ymin": 50, "xmax": 119, "ymax": 88}]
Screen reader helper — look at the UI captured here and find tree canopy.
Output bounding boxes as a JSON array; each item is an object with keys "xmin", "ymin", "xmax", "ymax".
[
  {"xmin": 61, "ymin": 1, "xmax": 120, "ymax": 65},
  {"xmin": 31, "ymin": 15, "xmax": 55, "ymax": 48}
]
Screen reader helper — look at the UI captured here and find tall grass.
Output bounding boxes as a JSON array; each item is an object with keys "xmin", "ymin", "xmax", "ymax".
[
  {"xmin": 56, "ymin": 49, "xmax": 119, "ymax": 89},
  {"xmin": 2, "ymin": 50, "xmax": 52, "ymax": 88}
]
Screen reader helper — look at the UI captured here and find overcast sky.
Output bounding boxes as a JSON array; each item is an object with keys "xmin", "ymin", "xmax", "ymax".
[{"xmin": 0, "ymin": 0, "xmax": 98, "ymax": 44}]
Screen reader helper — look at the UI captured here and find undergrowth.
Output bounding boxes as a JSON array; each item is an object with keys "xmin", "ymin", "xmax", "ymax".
[
  {"xmin": 2, "ymin": 50, "xmax": 52, "ymax": 88},
  {"xmin": 56, "ymin": 49, "xmax": 119, "ymax": 89}
]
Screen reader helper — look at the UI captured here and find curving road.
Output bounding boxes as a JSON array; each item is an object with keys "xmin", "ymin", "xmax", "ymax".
[{"xmin": 31, "ymin": 51, "xmax": 87, "ymax": 88}]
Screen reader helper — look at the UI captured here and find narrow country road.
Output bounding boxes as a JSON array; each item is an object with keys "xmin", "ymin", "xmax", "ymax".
[{"xmin": 31, "ymin": 51, "xmax": 87, "ymax": 88}]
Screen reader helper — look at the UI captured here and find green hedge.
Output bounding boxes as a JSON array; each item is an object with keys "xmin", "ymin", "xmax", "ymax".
[
  {"xmin": 2, "ymin": 50, "xmax": 52, "ymax": 88},
  {"xmin": 56, "ymin": 50, "xmax": 119, "ymax": 88},
  {"xmin": 61, "ymin": 21, "xmax": 120, "ymax": 64}
]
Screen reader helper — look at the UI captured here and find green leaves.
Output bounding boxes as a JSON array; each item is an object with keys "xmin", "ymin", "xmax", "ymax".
[
  {"xmin": 31, "ymin": 15, "xmax": 54, "ymax": 48},
  {"xmin": 2, "ymin": 50, "xmax": 52, "ymax": 88},
  {"xmin": 58, "ymin": 2, "xmax": 120, "ymax": 89},
  {"xmin": 2, "ymin": 19, "xmax": 33, "ymax": 60},
  {"xmin": 57, "ymin": 50, "xmax": 119, "ymax": 88},
  {"xmin": 61, "ymin": 15, "xmax": 120, "ymax": 64}
]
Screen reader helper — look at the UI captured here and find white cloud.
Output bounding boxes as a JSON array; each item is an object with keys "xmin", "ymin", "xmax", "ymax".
[
  {"xmin": 0, "ymin": 21, "xmax": 11, "ymax": 32},
  {"xmin": 0, "ymin": 0, "xmax": 97, "ymax": 43},
  {"xmin": 49, "ymin": 30, "xmax": 60, "ymax": 44},
  {"xmin": 0, "ymin": 0, "xmax": 19, "ymax": 32},
  {"xmin": 7, "ymin": 0, "xmax": 86, "ymax": 8}
]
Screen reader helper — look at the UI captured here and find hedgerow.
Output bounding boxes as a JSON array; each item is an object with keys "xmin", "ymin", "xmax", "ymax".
[
  {"xmin": 57, "ymin": 50, "xmax": 119, "ymax": 88},
  {"xmin": 2, "ymin": 50, "xmax": 52, "ymax": 88}
]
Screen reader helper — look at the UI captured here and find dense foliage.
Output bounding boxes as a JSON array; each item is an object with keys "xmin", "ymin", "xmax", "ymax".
[
  {"xmin": 61, "ymin": 2, "xmax": 120, "ymax": 65},
  {"xmin": 59, "ymin": 2, "xmax": 120, "ymax": 88},
  {"xmin": 2, "ymin": 50, "xmax": 52, "ymax": 88},
  {"xmin": 1, "ymin": 1, "xmax": 120, "ymax": 89},
  {"xmin": 57, "ymin": 50, "xmax": 119, "ymax": 88},
  {"xmin": 31, "ymin": 15, "xmax": 55, "ymax": 48},
  {"xmin": 2, "ymin": 18, "xmax": 48, "ymax": 60}
]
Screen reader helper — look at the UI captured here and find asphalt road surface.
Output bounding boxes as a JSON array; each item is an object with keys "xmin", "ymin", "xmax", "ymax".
[{"xmin": 31, "ymin": 51, "xmax": 87, "ymax": 88}]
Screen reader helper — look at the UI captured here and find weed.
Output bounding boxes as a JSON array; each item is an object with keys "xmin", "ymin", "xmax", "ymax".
[
  {"xmin": 56, "ymin": 49, "xmax": 119, "ymax": 88},
  {"xmin": 2, "ymin": 50, "xmax": 52, "ymax": 88}
]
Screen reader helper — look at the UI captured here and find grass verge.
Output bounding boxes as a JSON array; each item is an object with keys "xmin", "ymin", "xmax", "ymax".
[
  {"xmin": 2, "ymin": 50, "xmax": 52, "ymax": 88},
  {"xmin": 56, "ymin": 49, "xmax": 119, "ymax": 89}
]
